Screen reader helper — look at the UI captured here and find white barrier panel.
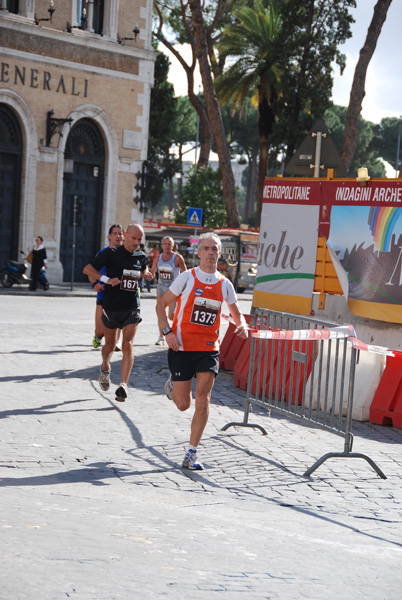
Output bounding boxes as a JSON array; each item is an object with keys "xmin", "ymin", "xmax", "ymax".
[{"xmin": 306, "ymin": 344, "xmax": 386, "ymax": 421}]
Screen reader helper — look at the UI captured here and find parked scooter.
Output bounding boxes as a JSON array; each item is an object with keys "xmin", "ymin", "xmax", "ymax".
[{"xmin": 0, "ymin": 252, "xmax": 49, "ymax": 290}]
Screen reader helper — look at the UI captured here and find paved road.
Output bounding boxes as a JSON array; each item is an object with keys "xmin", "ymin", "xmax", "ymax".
[{"xmin": 1, "ymin": 291, "xmax": 401, "ymax": 599}]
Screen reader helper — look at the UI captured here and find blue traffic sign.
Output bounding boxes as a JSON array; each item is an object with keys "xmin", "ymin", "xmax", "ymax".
[{"xmin": 187, "ymin": 207, "xmax": 203, "ymax": 226}]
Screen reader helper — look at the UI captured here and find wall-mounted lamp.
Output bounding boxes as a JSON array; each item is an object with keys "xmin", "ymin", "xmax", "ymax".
[
  {"xmin": 63, "ymin": 158, "xmax": 74, "ymax": 177},
  {"xmin": 46, "ymin": 110, "xmax": 73, "ymax": 147},
  {"xmin": 117, "ymin": 24, "xmax": 140, "ymax": 44},
  {"xmin": 35, "ymin": 0, "xmax": 56, "ymax": 26},
  {"xmin": 356, "ymin": 167, "xmax": 370, "ymax": 185}
]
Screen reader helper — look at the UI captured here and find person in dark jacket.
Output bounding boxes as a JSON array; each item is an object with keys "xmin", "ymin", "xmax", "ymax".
[{"xmin": 29, "ymin": 236, "xmax": 48, "ymax": 291}]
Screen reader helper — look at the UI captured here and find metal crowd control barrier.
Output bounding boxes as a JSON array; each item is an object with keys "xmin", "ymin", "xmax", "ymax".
[{"xmin": 222, "ymin": 308, "xmax": 386, "ymax": 479}]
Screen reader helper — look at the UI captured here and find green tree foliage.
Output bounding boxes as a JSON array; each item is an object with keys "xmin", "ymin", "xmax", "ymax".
[
  {"xmin": 174, "ymin": 166, "xmax": 227, "ymax": 227},
  {"xmin": 277, "ymin": 0, "xmax": 356, "ymax": 164},
  {"xmin": 153, "ymin": 0, "xmax": 241, "ymax": 170},
  {"xmin": 215, "ymin": 0, "xmax": 356, "ymax": 225},
  {"xmin": 173, "ymin": 96, "xmax": 198, "ymax": 167},
  {"xmin": 220, "ymin": 98, "xmax": 260, "ymax": 223},
  {"xmin": 324, "ymin": 105, "xmax": 386, "ymax": 177},
  {"xmin": 215, "ymin": 0, "xmax": 283, "ymax": 224},
  {"xmin": 146, "ymin": 50, "xmax": 180, "ymax": 207},
  {"xmin": 189, "ymin": 0, "xmax": 240, "ymax": 227},
  {"xmin": 371, "ymin": 117, "xmax": 401, "ymax": 172}
]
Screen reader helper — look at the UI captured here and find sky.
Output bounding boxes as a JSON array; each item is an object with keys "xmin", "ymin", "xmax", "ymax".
[
  {"xmin": 331, "ymin": 0, "xmax": 401, "ymax": 124},
  {"xmin": 163, "ymin": 1, "xmax": 401, "ymax": 125}
]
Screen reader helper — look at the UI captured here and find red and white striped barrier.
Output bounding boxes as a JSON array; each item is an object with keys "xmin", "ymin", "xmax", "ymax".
[{"xmin": 222, "ymin": 315, "xmax": 401, "ymax": 358}]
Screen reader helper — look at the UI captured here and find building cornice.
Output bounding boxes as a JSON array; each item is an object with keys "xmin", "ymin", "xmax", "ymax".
[{"xmin": 0, "ymin": 20, "xmax": 156, "ymax": 77}]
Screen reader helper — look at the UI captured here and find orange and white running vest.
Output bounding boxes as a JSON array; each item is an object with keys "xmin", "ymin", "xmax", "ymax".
[{"xmin": 172, "ymin": 268, "xmax": 226, "ymax": 351}]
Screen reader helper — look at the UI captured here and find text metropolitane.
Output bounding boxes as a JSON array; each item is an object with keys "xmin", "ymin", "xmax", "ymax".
[{"xmin": 263, "ymin": 185, "xmax": 311, "ymax": 201}]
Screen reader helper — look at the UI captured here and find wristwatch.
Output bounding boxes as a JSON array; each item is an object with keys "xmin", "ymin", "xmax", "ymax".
[{"xmin": 162, "ymin": 326, "xmax": 173, "ymax": 336}]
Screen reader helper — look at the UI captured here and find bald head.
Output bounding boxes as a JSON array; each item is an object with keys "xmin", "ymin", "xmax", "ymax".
[
  {"xmin": 126, "ymin": 223, "xmax": 144, "ymax": 237},
  {"xmin": 124, "ymin": 223, "xmax": 144, "ymax": 254}
]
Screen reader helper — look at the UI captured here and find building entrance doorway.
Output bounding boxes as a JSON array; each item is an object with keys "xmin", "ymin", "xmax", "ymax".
[
  {"xmin": 61, "ymin": 119, "xmax": 105, "ymax": 282},
  {"xmin": 0, "ymin": 104, "xmax": 22, "ymax": 266}
]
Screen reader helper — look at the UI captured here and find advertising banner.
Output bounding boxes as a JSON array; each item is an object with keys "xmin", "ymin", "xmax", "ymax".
[
  {"xmin": 254, "ymin": 179, "xmax": 402, "ymax": 324},
  {"xmin": 254, "ymin": 183, "xmax": 320, "ymax": 314},
  {"xmin": 324, "ymin": 182, "xmax": 402, "ymax": 323}
]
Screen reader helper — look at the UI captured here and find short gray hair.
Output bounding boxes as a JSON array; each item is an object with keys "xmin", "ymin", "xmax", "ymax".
[{"xmin": 197, "ymin": 232, "xmax": 221, "ymax": 251}]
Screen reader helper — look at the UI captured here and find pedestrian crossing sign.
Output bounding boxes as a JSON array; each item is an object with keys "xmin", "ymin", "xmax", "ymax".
[{"xmin": 187, "ymin": 208, "xmax": 203, "ymax": 226}]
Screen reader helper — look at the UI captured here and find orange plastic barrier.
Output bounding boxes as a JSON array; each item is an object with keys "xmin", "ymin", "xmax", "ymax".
[
  {"xmin": 219, "ymin": 314, "xmax": 253, "ymax": 371},
  {"xmin": 369, "ymin": 356, "xmax": 402, "ymax": 429},
  {"xmin": 233, "ymin": 335, "xmax": 253, "ymax": 390}
]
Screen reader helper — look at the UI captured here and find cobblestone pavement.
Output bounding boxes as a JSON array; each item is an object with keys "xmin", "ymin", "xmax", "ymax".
[{"xmin": 1, "ymin": 293, "xmax": 401, "ymax": 599}]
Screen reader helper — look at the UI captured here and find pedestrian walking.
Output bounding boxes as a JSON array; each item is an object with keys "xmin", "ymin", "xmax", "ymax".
[
  {"xmin": 29, "ymin": 236, "xmax": 48, "ymax": 291},
  {"xmin": 90, "ymin": 224, "xmax": 124, "ymax": 349},
  {"xmin": 83, "ymin": 224, "xmax": 153, "ymax": 402},
  {"xmin": 156, "ymin": 232, "xmax": 248, "ymax": 470},
  {"xmin": 151, "ymin": 236, "xmax": 187, "ymax": 345}
]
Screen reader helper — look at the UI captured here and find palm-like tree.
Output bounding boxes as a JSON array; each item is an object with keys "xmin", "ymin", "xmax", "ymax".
[{"xmin": 215, "ymin": 0, "xmax": 283, "ymax": 225}]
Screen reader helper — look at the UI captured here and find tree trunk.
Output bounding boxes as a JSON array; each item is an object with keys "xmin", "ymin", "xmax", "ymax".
[
  {"xmin": 341, "ymin": 0, "xmax": 393, "ymax": 171},
  {"xmin": 188, "ymin": 89, "xmax": 212, "ymax": 169},
  {"xmin": 245, "ymin": 151, "xmax": 258, "ymax": 225},
  {"xmin": 189, "ymin": 0, "xmax": 240, "ymax": 228},
  {"xmin": 168, "ymin": 179, "xmax": 174, "ymax": 212},
  {"xmin": 153, "ymin": 31, "xmax": 213, "ymax": 168},
  {"xmin": 257, "ymin": 137, "xmax": 269, "ymax": 228},
  {"xmin": 256, "ymin": 93, "xmax": 276, "ymax": 227}
]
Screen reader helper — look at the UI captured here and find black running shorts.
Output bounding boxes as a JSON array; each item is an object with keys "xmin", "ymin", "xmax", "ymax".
[
  {"xmin": 168, "ymin": 349, "xmax": 220, "ymax": 381},
  {"xmin": 102, "ymin": 308, "xmax": 142, "ymax": 330}
]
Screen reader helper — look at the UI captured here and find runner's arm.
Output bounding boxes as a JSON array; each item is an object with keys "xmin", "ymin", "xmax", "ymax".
[
  {"xmin": 155, "ymin": 289, "xmax": 180, "ymax": 351},
  {"xmin": 83, "ymin": 263, "xmax": 121, "ymax": 287},
  {"xmin": 227, "ymin": 302, "xmax": 248, "ymax": 339},
  {"xmin": 150, "ymin": 260, "xmax": 158, "ymax": 277},
  {"xmin": 175, "ymin": 253, "xmax": 187, "ymax": 272}
]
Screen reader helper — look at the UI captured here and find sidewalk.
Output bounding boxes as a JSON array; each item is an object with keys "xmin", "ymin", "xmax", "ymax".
[
  {"xmin": 0, "ymin": 281, "xmax": 158, "ymax": 299},
  {"xmin": 1, "ymin": 294, "xmax": 401, "ymax": 599}
]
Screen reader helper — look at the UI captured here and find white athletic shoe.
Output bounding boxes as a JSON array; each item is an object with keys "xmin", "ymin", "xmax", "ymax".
[
  {"xmin": 164, "ymin": 375, "xmax": 174, "ymax": 401},
  {"xmin": 98, "ymin": 368, "xmax": 111, "ymax": 391},
  {"xmin": 115, "ymin": 382, "xmax": 128, "ymax": 402},
  {"xmin": 182, "ymin": 449, "xmax": 204, "ymax": 470},
  {"xmin": 155, "ymin": 336, "xmax": 165, "ymax": 346}
]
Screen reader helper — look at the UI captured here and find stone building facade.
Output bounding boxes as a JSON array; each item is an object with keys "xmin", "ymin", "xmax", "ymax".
[{"xmin": 0, "ymin": 0, "xmax": 155, "ymax": 282}]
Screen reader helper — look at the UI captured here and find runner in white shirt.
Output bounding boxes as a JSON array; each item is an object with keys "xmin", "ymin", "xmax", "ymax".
[{"xmin": 156, "ymin": 232, "xmax": 248, "ymax": 470}]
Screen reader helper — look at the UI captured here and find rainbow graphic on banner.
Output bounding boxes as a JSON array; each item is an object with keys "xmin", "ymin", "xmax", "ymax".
[{"xmin": 368, "ymin": 206, "xmax": 402, "ymax": 252}]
